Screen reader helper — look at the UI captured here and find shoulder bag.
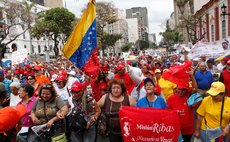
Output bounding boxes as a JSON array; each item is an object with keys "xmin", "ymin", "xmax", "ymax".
[{"xmin": 205, "ymin": 97, "xmax": 225, "ymax": 140}]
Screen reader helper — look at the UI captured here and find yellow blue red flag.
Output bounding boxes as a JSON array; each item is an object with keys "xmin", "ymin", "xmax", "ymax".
[{"xmin": 62, "ymin": 0, "xmax": 99, "ymax": 78}]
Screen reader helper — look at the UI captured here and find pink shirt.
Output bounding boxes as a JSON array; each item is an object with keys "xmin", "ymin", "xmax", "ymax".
[{"xmin": 17, "ymin": 96, "xmax": 37, "ymax": 127}]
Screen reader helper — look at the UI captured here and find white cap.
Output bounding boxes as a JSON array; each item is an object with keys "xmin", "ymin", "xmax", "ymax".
[
  {"xmin": 193, "ymin": 57, "xmax": 199, "ymax": 61},
  {"xmin": 67, "ymin": 70, "xmax": 76, "ymax": 76},
  {"xmin": 184, "ymin": 47, "xmax": 191, "ymax": 52},
  {"xmin": 51, "ymin": 74, "xmax": 57, "ymax": 82}
]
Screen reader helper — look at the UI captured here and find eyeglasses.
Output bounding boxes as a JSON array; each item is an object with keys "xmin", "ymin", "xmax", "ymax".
[{"xmin": 42, "ymin": 84, "xmax": 52, "ymax": 88}]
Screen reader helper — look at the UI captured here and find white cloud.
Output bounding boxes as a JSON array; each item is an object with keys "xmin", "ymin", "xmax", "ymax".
[{"xmin": 64, "ymin": 0, "xmax": 174, "ymax": 43}]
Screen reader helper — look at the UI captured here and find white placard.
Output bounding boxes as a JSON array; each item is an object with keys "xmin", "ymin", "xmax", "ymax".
[{"xmin": 12, "ymin": 49, "xmax": 28, "ymax": 65}]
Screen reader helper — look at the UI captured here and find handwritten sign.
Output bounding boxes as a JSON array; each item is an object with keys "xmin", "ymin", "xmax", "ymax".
[{"xmin": 12, "ymin": 49, "xmax": 28, "ymax": 65}]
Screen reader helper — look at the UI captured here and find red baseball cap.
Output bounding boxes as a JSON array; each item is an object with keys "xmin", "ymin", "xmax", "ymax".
[
  {"xmin": 227, "ymin": 60, "xmax": 230, "ymax": 65},
  {"xmin": 116, "ymin": 64, "xmax": 125, "ymax": 71},
  {"xmin": 56, "ymin": 74, "xmax": 66, "ymax": 81},
  {"xmin": 33, "ymin": 65, "xmax": 41, "ymax": 71},
  {"xmin": 71, "ymin": 81, "xmax": 84, "ymax": 92}
]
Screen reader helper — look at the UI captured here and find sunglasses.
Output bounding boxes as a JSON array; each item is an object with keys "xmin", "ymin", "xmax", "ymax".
[
  {"xmin": 27, "ymin": 78, "xmax": 34, "ymax": 80},
  {"xmin": 42, "ymin": 84, "xmax": 52, "ymax": 88}
]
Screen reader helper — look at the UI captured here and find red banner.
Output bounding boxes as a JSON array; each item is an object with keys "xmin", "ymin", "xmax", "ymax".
[{"xmin": 119, "ymin": 106, "xmax": 180, "ymax": 142}]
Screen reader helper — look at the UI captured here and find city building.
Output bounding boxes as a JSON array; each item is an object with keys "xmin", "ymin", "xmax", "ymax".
[
  {"xmin": 126, "ymin": 18, "xmax": 139, "ymax": 44},
  {"xmin": 44, "ymin": 0, "xmax": 63, "ymax": 8},
  {"xmin": 28, "ymin": 0, "xmax": 63, "ymax": 8},
  {"xmin": 149, "ymin": 33, "xmax": 157, "ymax": 44},
  {"xmin": 105, "ymin": 8, "xmax": 129, "ymax": 54},
  {"xmin": 168, "ymin": 12, "xmax": 175, "ymax": 30},
  {"xmin": 126, "ymin": 7, "xmax": 149, "ymax": 41},
  {"xmin": 173, "ymin": 0, "xmax": 192, "ymax": 43},
  {"xmin": 194, "ymin": 0, "xmax": 229, "ymax": 42}
]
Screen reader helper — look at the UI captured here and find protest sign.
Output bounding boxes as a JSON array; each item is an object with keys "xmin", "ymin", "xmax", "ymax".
[
  {"xmin": 119, "ymin": 106, "xmax": 180, "ymax": 142},
  {"xmin": 188, "ymin": 38, "xmax": 230, "ymax": 59},
  {"xmin": 12, "ymin": 49, "xmax": 28, "ymax": 65}
]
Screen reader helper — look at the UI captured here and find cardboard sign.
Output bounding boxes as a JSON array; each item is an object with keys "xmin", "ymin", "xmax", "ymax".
[
  {"xmin": 119, "ymin": 106, "xmax": 180, "ymax": 142},
  {"xmin": 12, "ymin": 49, "xmax": 28, "ymax": 65}
]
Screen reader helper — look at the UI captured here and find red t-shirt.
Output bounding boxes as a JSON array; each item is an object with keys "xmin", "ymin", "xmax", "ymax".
[
  {"xmin": 222, "ymin": 70, "xmax": 230, "ymax": 97},
  {"xmin": 114, "ymin": 72, "xmax": 136, "ymax": 95},
  {"xmin": 167, "ymin": 93, "xmax": 194, "ymax": 135}
]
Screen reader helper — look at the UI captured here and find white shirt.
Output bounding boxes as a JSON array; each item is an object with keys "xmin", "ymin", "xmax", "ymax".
[
  {"xmin": 9, "ymin": 93, "xmax": 21, "ymax": 107},
  {"xmin": 54, "ymin": 85, "xmax": 71, "ymax": 102}
]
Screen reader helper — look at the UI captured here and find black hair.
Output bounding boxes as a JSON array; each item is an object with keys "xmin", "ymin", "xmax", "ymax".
[{"xmin": 20, "ymin": 83, "xmax": 34, "ymax": 97}]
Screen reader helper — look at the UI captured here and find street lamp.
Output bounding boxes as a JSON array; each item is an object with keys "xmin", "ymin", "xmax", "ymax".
[{"xmin": 221, "ymin": 4, "xmax": 230, "ymax": 19}]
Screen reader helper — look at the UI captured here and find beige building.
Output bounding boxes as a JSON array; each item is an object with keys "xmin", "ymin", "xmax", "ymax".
[
  {"xmin": 173, "ymin": 0, "xmax": 192, "ymax": 43},
  {"xmin": 44, "ymin": 0, "xmax": 63, "ymax": 8}
]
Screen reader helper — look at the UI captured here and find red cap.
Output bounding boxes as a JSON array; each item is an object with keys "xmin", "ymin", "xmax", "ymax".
[
  {"xmin": 116, "ymin": 64, "xmax": 125, "ymax": 71},
  {"xmin": 227, "ymin": 60, "xmax": 230, "ymax": 65},
  {"xmin": 26, "ymin": 64, "xmax": 32, "ymax": 69},
  {"xmin": 56, "ymin": 74, "xmax": 66, "ymax": 81},
  {"xmin": 144, "ymin": 64, "xmax": 150, "ymax": 69},
  {"xmin": 100, "ymin": 65, "xmax": 109, "ymax": 71},
  {"xmin": 99, "ymin": 82, "xmax": 107, "ymax": 89},
  {"xmin": 71, "ymin": 81, "xmax": 84, "ymax": 92},
  {"xmin": 33, "ymin": 65, "xmax": 41, "ymax": 71},
  {"xmin": 178, "ymin": 83, "xmax": 189, "ymax": 90}
]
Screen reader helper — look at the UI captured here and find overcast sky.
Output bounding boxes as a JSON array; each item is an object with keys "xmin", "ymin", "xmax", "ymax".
[{"xmin": 65, "ymin": 0, "xmax": 174, "ymax": 43}]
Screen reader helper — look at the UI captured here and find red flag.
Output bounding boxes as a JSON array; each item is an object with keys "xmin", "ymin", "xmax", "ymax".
[{"xmin": 162, "ymin": 61, "xmax": 192, "ymax": 86}]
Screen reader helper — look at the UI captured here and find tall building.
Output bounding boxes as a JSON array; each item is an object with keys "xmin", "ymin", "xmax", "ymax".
[
  {"xmin": 126, "ymin": 7, "xmax": 149, "ymax": 41},
  {"xmin": 174, "ymin": 0, "xmax": 192, "ymax": 43},
  {"xmin": 126, "ymin": 18, "xmax": 139, "ymax": 44},
  {"xmin": 44, "ymin": 0, "xmax": 63, "ymax": 8},
  {"xmin": 149, "ymin": 33, "xmax": 156, "ymax": 44},
  {"xmin": 105, "ymin": 9, "xmax": 129, "ymax": 54},
  {"xmin": 29, "ymin": 0, "xmax": 44, "ymax": 6},
  {"xmin": 29, "ymin": 0, "xmax": 63, "ymax": 8}
]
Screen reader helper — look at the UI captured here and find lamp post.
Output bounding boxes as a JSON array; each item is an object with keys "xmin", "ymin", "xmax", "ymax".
[{"xmin": 221, "ymin": 4, "xmax": 230, "ymax": 19}]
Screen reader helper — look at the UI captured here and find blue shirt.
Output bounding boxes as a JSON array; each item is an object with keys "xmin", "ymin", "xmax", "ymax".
[
  {"xmin": 3, "ymin": 78, "xmax": 12, "ymax": 97},
  {"xmin": 136, "ymin": 96, "xmax": 167, "ymax": 109},
  {"xmin": 195, "ymin": 70, "xmax": 214, "ymax": 90}
]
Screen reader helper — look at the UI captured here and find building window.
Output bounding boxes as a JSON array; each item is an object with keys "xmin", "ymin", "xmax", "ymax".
[
  {"xmin": 222, "ymin": 20, "xmax": 226, "ymax": 39},
  {"xmin": 203, "ymin": 28, "xmax": 206, "ymax": 39},
  {"xmin": 211, "ymin": 24, "xmax": 214, "ymax": 41},
  {"xmin": 38, "ymin": 45, "xmax": 41, "ymax": 53}
]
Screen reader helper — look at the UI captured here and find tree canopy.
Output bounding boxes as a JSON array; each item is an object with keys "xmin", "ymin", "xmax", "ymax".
[{"xmin": 32, "ymin": 7, "xmax": 75, "ymax": 56}]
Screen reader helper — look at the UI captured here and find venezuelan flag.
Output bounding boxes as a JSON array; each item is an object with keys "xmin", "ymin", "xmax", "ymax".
[{"xmin": 62, "ymin": 0, "xmax": 100, "ymax": 78}]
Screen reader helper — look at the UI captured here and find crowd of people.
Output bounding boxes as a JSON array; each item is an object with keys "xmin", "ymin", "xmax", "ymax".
[{"xmin": 0, "ymin": 49, "xmax": 230, "ymax": 142}]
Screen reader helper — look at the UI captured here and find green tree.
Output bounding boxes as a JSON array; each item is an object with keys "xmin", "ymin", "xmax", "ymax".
[
  {"xmin": 101, "ymin": 33, "xmax": 122, "ymax": 55},
  {"xmin": 175, "ymin": 0, "xmax": 204, "ymax": 43},
  {"xmin": 95, "ymin": 2, "xmax": 117, "ymax": 55},
  {"xmin": 32, "ymin": 8, "xmax": 75, "ymax": 57},
  {"xmin": 121, "ymin": 43, "xmax": 132, "ymax": 52},
  {"xmin": 160, "ymin": 20, "xmax": 183, "ymax": 50},
  {"xmin": 135, "ymin": 40, "xmax": 150, "ymax": 50},
  {"xmin": 0, "ymin": 1, "xmax": 35, "ymax": 58}
]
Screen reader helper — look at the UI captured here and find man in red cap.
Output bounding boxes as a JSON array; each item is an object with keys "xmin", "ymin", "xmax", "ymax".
[
  {"xmin": 219, "ymin": 60, "xmax": 230, "ymax": 96},
  {"xmin": 114, "ymin": 63, "xmax": 136, "ymax": 95}
]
